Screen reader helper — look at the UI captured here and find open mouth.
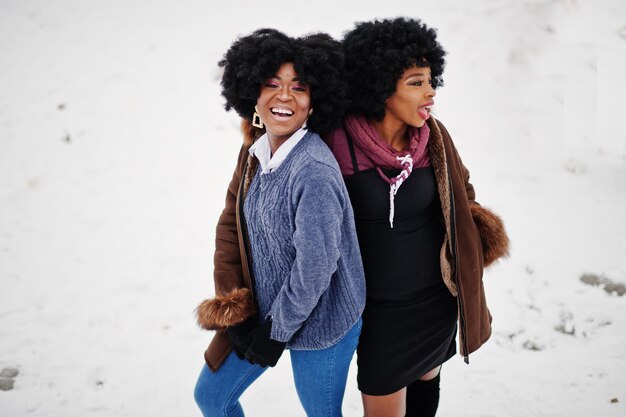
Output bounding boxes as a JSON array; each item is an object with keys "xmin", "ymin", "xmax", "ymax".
[
  {"xmin": 270, "ymin": 107, "xmax": 294, "ymax": 117},
  {"xmin": 418, "ymin": 103, "xmax": 433, "ymax": 120}
]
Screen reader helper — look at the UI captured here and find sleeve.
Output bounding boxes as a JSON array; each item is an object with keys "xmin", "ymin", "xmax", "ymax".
[
  {"xmin": 196, "ymin": 144, "xmax": 256, "ymax": 331},
  {"xmin": 458, "ymin": 148, "xmax": 476, "ymax": 204},
  {"xmin": 439, "ymin": 120, "xmax": 509, "ymax": 267},
  {"xmin": 268, "ymin": 164, "xmax": 346, "ymax": 342},
  {"xmin": 212, "ymin": 145, "xmax": 246, "ymax": 294},
  {"xmin": 439, "ymin": 121, "xmax": 477, "ymax": 204}
]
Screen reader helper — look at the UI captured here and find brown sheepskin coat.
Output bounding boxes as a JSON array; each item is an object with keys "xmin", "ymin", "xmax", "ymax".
[{"xmin": 196, "ymin": 117, "xmax": 509, "ymax": 371}]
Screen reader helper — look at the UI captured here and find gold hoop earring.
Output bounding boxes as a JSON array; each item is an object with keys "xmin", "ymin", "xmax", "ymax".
[{"xmin": 252, "ymin": 110, "xmax": 264, "ymax": 129}]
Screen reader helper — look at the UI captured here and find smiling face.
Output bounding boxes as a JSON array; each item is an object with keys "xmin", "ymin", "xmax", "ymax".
[
  {"xmin": 255, "ymin": 62, "xmax": 312, "ymax": 144},
  {"xmin": 384, "ymin": 65, "xmax": 436, "ymax": 128}
]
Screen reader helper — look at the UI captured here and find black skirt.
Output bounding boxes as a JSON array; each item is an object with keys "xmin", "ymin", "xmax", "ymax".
[{"xmin": 356, "ymin": 282, "xmax": 457, "ymax": 395}]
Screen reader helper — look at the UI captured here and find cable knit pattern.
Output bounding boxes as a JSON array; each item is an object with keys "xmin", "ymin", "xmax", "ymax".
[{"xmin": 243, "ymin": 132, "xmax": 366, "ymax": 350}]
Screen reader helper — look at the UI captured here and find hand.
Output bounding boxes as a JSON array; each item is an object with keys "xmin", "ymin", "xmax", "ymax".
[
  {"xmin": 226, "ymin": 315, "xmax": 259, "ymax": 360},
  {"xmin": 244, "ymin": 318, "xmax": 286, "ymax": 368}
]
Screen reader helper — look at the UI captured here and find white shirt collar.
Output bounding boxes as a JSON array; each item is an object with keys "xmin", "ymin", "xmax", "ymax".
[{"xmin": 249, "ymin": 126, "xmax": 308, "ymax": 174}]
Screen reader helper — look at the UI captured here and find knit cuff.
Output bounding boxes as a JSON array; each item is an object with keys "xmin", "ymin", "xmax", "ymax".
[{"xmin": 269, "ymin": 319, "xmax": 297, "ymax": 343}]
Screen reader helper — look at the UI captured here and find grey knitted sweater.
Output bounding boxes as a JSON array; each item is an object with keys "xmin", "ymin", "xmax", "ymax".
[{"xmin": 243, "ymin": 132, "xmax": 366, "ymax": 350}]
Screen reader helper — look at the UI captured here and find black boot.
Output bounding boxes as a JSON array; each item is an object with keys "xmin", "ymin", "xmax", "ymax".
[{"xmin": 405, "ymin": 372, "xmax": 440, "ymax": 417}]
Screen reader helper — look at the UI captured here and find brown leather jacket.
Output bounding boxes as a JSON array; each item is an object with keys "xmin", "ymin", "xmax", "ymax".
[{"xmin": 196, "ymin": 118, "xmax": 509, "ymax": 371}]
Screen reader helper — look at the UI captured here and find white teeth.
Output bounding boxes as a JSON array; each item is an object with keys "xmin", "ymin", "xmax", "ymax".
[{"xmin": 271, "ymin": 108, "xmax": 293, "ymax": 116}]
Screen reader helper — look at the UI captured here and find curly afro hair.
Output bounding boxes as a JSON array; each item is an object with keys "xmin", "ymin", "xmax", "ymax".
[
  {"xmin": 342, "ymin": 17, "xmax": 446, "ymax": 120},
  {"xmin": 218, "ymin": 28, "xmax": 346, "ymax": 136}
]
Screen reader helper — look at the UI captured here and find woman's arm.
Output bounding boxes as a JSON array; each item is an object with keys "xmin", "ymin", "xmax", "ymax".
[
  {"xmin": 437, "ymin": 120, "xmax": 477, "ymax": 204},
  {"xmin": 437, "ymin": 120, "xmax": 509, "ymax": 267},
  {"xmin": 268, "ymin": 163, "xmax": 347, "ymax": 342},
  {"xmin": 212, "ymin": 144, "xmax": 247, "ymax": 294},
  {"xmin": 196, "ymin": 130, "xmax": 257, "ymax": 330}
]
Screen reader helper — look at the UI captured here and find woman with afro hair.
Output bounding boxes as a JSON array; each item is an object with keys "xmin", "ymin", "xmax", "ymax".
[
  {"xmin": 193, "ymin": 28, "xmax": 366, "ymax": 417},
  {"xmin": 323, "ymin": 18, "xmax": 509, "ymax": 417}
]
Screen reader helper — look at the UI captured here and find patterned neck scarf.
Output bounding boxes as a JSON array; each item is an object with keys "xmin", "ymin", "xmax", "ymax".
[{"xmin": 344, "ymin": 115, "xmax": 430, "ymax": 228}]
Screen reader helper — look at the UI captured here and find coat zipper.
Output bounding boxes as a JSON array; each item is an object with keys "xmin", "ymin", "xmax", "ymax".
[{"xmin": 447, "ymin": 163, "xmax": 469, "ymax": 364}]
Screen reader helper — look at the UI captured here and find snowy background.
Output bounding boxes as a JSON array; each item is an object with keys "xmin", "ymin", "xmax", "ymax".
[{"xmin": 1, "ymin": 0, "xmax": 625, "ymax": 416}]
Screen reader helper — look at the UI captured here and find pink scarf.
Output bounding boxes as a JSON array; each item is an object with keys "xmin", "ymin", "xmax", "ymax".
[{"xmin": 344, "ymin": 115, "xmax": 430, "ymax": 228}]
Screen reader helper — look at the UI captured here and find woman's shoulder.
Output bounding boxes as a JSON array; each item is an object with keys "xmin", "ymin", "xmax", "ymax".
[
  {"xmin": 298, "ymin": 132, "xmax": 342, "ymax": 173},
  {"xmin": 428, "ymin": 116, "xmax": 455, "ymax": 145},
  {"xmin": 280, "ymin": 133, "xmax": 344, "ymax": 193},
  {"xmin": 320, "ymin": 125, "xmax": 348, "ymax": 150}
]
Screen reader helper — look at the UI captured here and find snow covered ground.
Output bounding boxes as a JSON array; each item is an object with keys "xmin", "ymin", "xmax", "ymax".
[{"xmin": 1, "ymin": 0, "xmax": 624, "ymax": 416}]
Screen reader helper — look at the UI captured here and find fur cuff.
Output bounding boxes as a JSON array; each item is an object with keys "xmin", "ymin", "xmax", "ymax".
[
  {"xmin": 470, "ymin": 204, "xmax": 510, "ymax": 267},
  {"xmin": 196, "ymin": 287, "xmax": 257, "ymax": 330}
]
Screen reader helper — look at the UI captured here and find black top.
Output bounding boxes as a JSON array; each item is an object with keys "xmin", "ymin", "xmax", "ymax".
[{"xmin": 343, "ymin": 136, "xmax": 445, "ymax": 301}]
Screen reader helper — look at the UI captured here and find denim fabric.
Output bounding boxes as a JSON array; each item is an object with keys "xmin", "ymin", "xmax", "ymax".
[{"xmin": 194, "ymin": 318, "xmax": 361, "ymax": 417}]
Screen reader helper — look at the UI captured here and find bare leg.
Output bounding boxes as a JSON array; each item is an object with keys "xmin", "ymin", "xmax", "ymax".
[
  {"xmin": 419, "ymin": 366, "xmax": 441, "ymax": 381},
  {"xmin": 362, "ymin": 387, "xmax": 406, "ymax": 417}
]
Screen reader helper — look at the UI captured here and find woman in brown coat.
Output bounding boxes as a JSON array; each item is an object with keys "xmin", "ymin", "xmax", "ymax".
[
  {"xmin": 193, "ymin": 29, "xmax": 366, "ymax": 417},
  {"xmin": 322, "ymin": 18, "xmax": 510, "ymax": 417}
]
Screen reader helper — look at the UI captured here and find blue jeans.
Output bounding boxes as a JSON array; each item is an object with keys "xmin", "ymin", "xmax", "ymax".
[{"xmin": 194, "ymin": 318, "xmax": 362, "ymax": 417}]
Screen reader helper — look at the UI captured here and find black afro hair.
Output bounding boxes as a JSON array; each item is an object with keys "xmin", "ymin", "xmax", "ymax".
[
  {"xmin": 342, "ymin": 17, "xmax": 446, "ymax": 120},
  {"xmin": 218, "ymin": 28, "xmax": 346, "ymax": 136}
]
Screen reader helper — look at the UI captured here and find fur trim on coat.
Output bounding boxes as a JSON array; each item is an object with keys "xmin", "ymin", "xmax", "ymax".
[
  {"xmin": 196, "ymin": 287, "xmax": 256, "ymax": 330},
  {"xmin": 470, "ymin": 204, "xmax": 509, "ymax": 267}
]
